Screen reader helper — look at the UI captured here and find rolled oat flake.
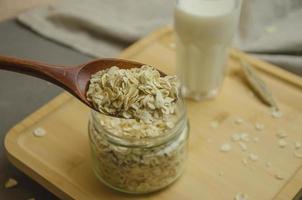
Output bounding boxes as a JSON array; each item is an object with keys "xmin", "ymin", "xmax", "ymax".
[
  {"xmin": 271, "ymin": 109, "xmax": 283, "ymax": 118},
  {"xmin": 265, "ymin": 161, "xmax": 272, "ymax": 168},
  {"xmin": 239, "ymin": 142, "xmax": 247, "ymax": 151},
  {"xmin": 234, "ymin": 117, "xmax": 244, "ymax": 125},
  {"xmin": 86, "ymin": 65, "xmax": 179, "ymax": 123},
  {"xmin": 33, "ymin": 127, "xmax": 46, "ymax": 137},
  {"xmin": 275, "ymin": 173, "xmax": 285, "ymax": 180},
  {"xmin": 210, "ymin": 120, "xmax": 219, "ymax": 128},
  {"xmin": 242, "ymin": 159, "xmax": 248, "ymax": 166},
  {"xmin": 294, "ymin": 151, "xmax": 302, "ymax": 159},
  {"xmin": 231, "ymin": 133, "xmax": 241, "ymax": 142},
  {"xmin": 278, "ymin": 139, "xmax": 287, "ymax": 148},
  {"xmin": 255, "ymin": 123, "xmax": 264, "ymax": 131},
  {"xmin": 249, "ymin": 153, "xmax": 258, "ymax": 161},
  {"xmin": 295, "ymin": 142, "xmax": 301, "ymax": 149},
  {"xmin": 276, "ymin": 130, "xmax": 287, "ymax": 138},
  {"xmin": 4, "ymin": 178, "xmax": 18, "ymax": 188},
  {"xmin": 240, "ymin": 133, "xmax": 250, "ymax": 142},
  {"xmin": 234, "ymin": 193, "xmax": 248, "ymax": 200},
  {"xmin": 220, "ymin": 143, "xmax": 232, "ymax": 152},
  {"xmin": 218, "ymin": 171, "xmax": 224, "ymax": 176}
]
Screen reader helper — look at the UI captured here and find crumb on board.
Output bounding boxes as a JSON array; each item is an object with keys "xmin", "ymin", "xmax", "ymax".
[
  {"xmin": 242, "ymin": 159, "xmax": 248, "ymax": 166},
  {"xmin": 169, "ymin": 43, "xmax": 176, "ymax": 48},
  {"xmin": 234, "ymin": 193, "xmax": 248, "ymax": 200},
  {"xmin": 220, "ymin": 143, "xmax": 232, "ymax": 152},
  {"xmin": 278, "ymin": 139, "xmax": 287, "ymax": 148},
  {"xmin": 294, "ymin": 142, "xmax": 301, "ymax": 149},
  {"xmin": 255, "ymin": 123, "xmax": 264, "ymax": 131},
  {"xmin": 239, "ymin": 142, "xmax": 248, "ymax": 152},
  {"xmin": 232, "ymin": 133, "xmax": 241, "ymax": 142},
  {"xmin": 276, "ymin": 130, "xmax": 287, "ymax": 138},
  {"xmin": 210, "ymin": 120, "xmax": 219, "ymax": 129},
  {"xmin": 265, "ymin": 161, "xmax": 272, "ymax": 168},
  {"xmin": 4, "ymin": 178, "xmax": 18, "ymax": 189},
  {"xmin": 294, "ymin": 151, "xmax": 302, "ymax": 159},
  {"xmin": 234, "ymin": 118, "xmax": 244, "ymax": 125},
  {"xmin": 33, "ymin": 127, "xmax": 46, "ymax": 137},
  {"xmin": 275, "ymin": 173, "xmax": 284, "ymax": 180},
  {"xmin": 240, "ymin": 133, "xmax": 250, "ymax": 142},
  {"xmin": 248, "ymin": 153, "xmax": 259, "ymax": 161},
  {"xmin": 271, "ymin": 109, "xmax": 283, "ymax": 119}
]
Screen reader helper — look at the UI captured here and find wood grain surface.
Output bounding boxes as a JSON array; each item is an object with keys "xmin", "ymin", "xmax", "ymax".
[{"xmin": 4, "ymin": 27, "xmax": 302, "ymax": 200}]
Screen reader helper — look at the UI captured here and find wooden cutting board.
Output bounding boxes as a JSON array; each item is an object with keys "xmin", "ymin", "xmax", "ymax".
[{"xmin": 5, "ymin": 27, "xmax": 302, "ymax": 200}]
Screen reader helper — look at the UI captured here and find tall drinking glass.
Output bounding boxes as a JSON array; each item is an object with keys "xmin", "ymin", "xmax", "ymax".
[{"xmin": 174, "ymin": 0, "xmax": 242, "ymax": 101}]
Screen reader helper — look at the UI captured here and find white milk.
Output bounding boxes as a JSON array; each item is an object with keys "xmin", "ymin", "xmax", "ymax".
[{"xmin": 174, "ymin": 0, "xmax": 241, "ymax": 100}]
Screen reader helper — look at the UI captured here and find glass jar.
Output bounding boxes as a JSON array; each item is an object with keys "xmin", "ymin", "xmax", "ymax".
[{"xmin": 88, "ymin": 99, "xmax": 189, "ymax": 194}]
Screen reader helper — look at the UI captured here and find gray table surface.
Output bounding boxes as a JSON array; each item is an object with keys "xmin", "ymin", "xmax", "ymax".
[{"xmin": 0, "ymin": 20, "xmax": 92, "ymax": 200}]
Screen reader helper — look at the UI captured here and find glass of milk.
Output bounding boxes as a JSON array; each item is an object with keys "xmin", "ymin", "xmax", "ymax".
[{"xmin": 174, "ymin": 0, "xmax": 242, "ymax": 101}]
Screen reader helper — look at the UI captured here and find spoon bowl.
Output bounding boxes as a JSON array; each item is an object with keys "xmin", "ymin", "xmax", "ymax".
[
  {"xmin": 75, "ymin": 58, "xmax": 145, "ymax": 109},
  {"xmin": 0, "ymin": 56, "xmax": 165, "ymax": 116}
]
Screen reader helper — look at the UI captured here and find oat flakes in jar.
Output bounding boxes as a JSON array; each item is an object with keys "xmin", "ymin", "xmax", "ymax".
[{"xmin": 88, "ymin": 99, "xmax": 189, "ymax": 194}]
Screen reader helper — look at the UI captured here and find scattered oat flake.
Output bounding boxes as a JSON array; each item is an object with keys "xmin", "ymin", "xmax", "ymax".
[
  {"xmin": 248, "ymin": 153, "xmax": 258, "ymax": 161},
  {"xmin": 255, "ymin": 123, "xmax": 264, "ymax": 131},
  {"xmin": 240, "ymin": 133, "xmax": 250, "ymax": 142},
  {"xmin": 265, "ymin": 161, "xmax": 272, "ymax": 168},
  {"xmin": 271, "ymin": 109, "xmax": 283, "ymax": 119},
  {"xmin": 220, "ymin": 143, "xmax": 232, "ymax": 152},
  {"xmin": 210, "ymin": 120, "xmax": 219, "ymax": 128},
  {"xmin": 253, "ymin": 137, "xmax": 259, "ymax": 142},
  {"xmin": 294, "ymin": 142, "xmax": 301, "ymax": 149},
  {"xmin": 294, "ymin": 151, "xmax": 302, "ymax": 159},
  {"xmin": 169, "ymin": 43, "xmax": 176, "ymax": 48},
  {"xmin": 4, "ymin": 178, "xmax": 18, "ymax": 188},
  {"xmin": 278, "ymin": 139, "xmax": 287, "ymax": 148},
  {"xmin": 276, "ymin": 130, "xmax": 287, "ymax": 138},
  {"xmin": 235, "ymin": 118, "xmax": 244, "ymax": 125},
  {"xmin": 231, "ymin": 133, "xmax": 241, "ymax": 142},
  {"xmin": 242, "ymin": 159, "xmax": 248, "ymax": 166},
  {"xmin": 33, "ymin": 127, "xmax": 46, "ymax": 137},
  {"xmin": 275, "ymin": 173, "xmax": 284, "ymax": 180},
  {"xmin": 234, "ymin": 193, "xmax": 248, "ymax": 200},
  {"xmin": 239, "ymin": 142, "xmax": 247, "ymax": 152}
]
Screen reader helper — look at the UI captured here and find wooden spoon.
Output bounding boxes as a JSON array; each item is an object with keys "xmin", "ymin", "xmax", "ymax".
[{"xmin": 0, "ymin": 55, "xmax": 157, "ymax": 115}]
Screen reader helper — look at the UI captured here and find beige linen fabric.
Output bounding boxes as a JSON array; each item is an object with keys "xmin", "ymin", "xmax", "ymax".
[{"xmin": 18, "ymin": 0, "xmax": 302, "ymax": 75}]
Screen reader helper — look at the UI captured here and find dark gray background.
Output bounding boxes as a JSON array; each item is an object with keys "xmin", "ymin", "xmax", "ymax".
[{"xmin": 0, "ymin": 20, "xmax": 92, "ymax": 200}]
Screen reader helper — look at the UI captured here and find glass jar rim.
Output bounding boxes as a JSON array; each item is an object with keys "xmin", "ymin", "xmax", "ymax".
[{"xmin": 90, "ymin": 99, "xmax": 188, "ymax": 148}]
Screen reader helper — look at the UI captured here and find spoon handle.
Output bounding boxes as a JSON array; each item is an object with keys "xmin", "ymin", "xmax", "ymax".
[{"xmin": 0, "ymin": 55, "xmax": 78, "ymax": 95}]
